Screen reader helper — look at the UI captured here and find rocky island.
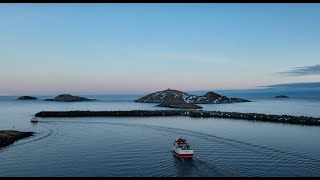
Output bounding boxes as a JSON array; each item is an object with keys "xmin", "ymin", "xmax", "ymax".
[
  {"xmin": 17, "ymin": 96, "xmax": 37, "ymax": 100},
  {"xmin": 135, "ymin": 89, "xmax": 250, "ymax": 104},
  {"xmin": 275, "ymin": 95, "xmax": 290, "ymax": 98},
  {"xmin": 45, "ymin": 94, "xmax": 95, "ymax": 102},
  {"xmin": 0, "ymin": 130, "xmax": 34, "ymax": 148}
]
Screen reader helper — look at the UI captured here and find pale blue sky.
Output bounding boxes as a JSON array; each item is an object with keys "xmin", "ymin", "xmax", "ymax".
[{"xmin": 1, "ymin": 3, "xmax": 320, "ymax": 95}]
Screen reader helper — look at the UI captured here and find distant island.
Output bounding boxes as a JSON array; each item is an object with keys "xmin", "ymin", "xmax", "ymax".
[
  {"xmin": 17, "ymin": 96, "xmax": 37, "ymax": 100},
  {"xmin": 45, "ymin": 94, "xmax": 95, "ymax": 102},
  {"xmin": 135, "ymin": 89, "xmax": 250, "ymax": 106},
  {"xmin": 0, "ymin": 130, "xmax": 34, "ymax": 148},
  {"xmin": 275, "ymin": 95, "xmax": 290, "ymax": 98}
]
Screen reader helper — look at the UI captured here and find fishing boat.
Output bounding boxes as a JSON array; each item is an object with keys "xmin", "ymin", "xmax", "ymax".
[
  {"xmin": 30, "ymin": 117, "xmax": 38, "ymax": 123},
  {"xmin": 173, "ymin": 137, "xmax": 193, "ymax": 158}
]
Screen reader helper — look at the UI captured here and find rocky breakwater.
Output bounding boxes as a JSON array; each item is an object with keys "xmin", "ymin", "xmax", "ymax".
[
  {"xmin": 0, "ymin": 130, "xmax": 34, "ymax": 148},
  {"xmin": 17, "ymin": 96, "xmax": 37, "ymax": 100},
  {"xmin": 188, "ymin": 111, "xmax": 320, "ymax": 126},
  {"xmin": 45, "ymin": 94, "xmax": 95, "ymax": 102},
  {"xmin": 35, "ymin": 110, "xmax": 187, "ymax": 117},
  {"xmin": 35, "ymin": 110, "xmax": 320, "ymax": 126}
]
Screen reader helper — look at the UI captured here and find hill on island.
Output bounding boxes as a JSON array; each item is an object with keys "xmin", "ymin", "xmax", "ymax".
[
  {"xmin": 135, "ymin": 89, "xmax": 250, "ymax": 104},
  {"xmin": 17, "ymin": 96, "xmax": 37, "ymax": 100},
  {"xmin": 45, "ymin": 94, "xmax": 95, "ymax": 102}
]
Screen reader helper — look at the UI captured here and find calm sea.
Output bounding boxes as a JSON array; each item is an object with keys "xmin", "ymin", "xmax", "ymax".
[{"xmin": 0, "ymin": 94, "xmax": 320, "ymax": 176}]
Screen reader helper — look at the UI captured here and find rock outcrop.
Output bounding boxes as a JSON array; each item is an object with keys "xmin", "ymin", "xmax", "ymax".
[
  {"xmin": 157, "ymin": 102, "xmax": 203, "ymax": 109},
  {"xmin": 17, "ymin": 96, "xmax": 37, "ymax": 100},
  {"xmin": 135, "ymin": 89, "xmax": 250, "ymax": 104},
  {"xmin": 275, "ymin": 95, "xmax": 289, "ymax": 98},
  {"xmin": 0, "ymin": 130, "xmax": 34, "ymax": 148},
  {"xmin": 45, "ymin": 94, "xmax": 95, "ymax": 102}
]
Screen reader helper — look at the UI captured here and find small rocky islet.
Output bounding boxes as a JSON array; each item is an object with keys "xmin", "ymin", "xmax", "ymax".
[
  {"xmin": 17, "ymin": 96, "xmax": 37, "ymax": 100},
  {"xmin": 0, "ymin": 130, "xmax": 34, "ymax": 148},
  {"xmin": 157, "ymin": 102, "xmax": 203, "ymax": 109},
  {"xmin": 275, "ymin": 95, "xmax": 290, "ymax": 98},
  {"xmin": 45, "ymin": 94, "xmax": 95, "ymax": 102}
]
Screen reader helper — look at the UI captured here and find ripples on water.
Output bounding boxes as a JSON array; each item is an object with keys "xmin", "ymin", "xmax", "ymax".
[{"xmin": 0, "ymin": 96, "xmax": 320, "ymax": 176}]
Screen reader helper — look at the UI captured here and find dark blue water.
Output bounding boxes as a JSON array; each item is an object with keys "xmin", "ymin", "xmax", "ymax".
[{"xmin": 1, "ymin": 94, "xmax": 320, "ymax": 176}]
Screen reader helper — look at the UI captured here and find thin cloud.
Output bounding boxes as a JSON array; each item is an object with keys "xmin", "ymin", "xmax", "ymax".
[
  {"xmin": 277, "ymin": 64, "xmax": 320, "ymax": 76},
  {"xmin": 259, "ymin": 82, "xmax": 320, "ymax": 89}
]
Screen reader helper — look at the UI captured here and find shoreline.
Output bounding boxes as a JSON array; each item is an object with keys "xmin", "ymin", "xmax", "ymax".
[
  {"xmin": 35, "ymin": 110, "xmax": 320, "ymax": 126},
  {"xmin": 0, "ymin": 130, "xmax": 34, "ymax": 148}
]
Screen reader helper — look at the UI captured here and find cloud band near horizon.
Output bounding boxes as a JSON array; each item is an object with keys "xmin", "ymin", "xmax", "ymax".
[{"xmin": 277, "ymin": 64, "xmax": 320, "ymax": 76}]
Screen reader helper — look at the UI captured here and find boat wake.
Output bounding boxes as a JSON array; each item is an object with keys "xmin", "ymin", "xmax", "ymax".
[{"xmin": 29, "ymin": 119, "xmax": 320, "ymax": 176}]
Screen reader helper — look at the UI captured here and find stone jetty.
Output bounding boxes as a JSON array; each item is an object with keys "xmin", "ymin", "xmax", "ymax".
[{"xmin": 35, "ymin": 110, "xmax": 320, "ymax": 126}]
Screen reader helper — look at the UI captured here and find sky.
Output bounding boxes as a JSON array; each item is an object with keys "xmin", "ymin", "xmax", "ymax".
[{"xmin": 1, "ymin": 3, "xmax": 320, "ymax": 95}]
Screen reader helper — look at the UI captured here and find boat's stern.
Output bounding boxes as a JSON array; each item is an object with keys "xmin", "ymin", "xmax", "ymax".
[{"xmin": 173, "ymin": 148, "xmax": 193, "ymax": 158}]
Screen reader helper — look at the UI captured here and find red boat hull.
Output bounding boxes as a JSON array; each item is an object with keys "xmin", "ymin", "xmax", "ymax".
[{"xmin": 173, "ymin": 150, "xmax": 193, "ymax": 158}]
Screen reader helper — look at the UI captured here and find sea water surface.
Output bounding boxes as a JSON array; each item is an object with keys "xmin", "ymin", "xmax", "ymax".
[{"xmin": 0, "ymin": 95, "xmax": 320, "ymax": 176}]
